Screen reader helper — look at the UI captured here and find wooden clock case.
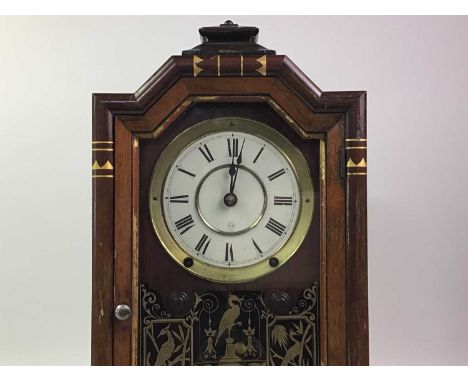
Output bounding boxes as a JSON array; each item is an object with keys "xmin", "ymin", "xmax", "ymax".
[{"xmin": 92, "ymin": 22, "xmax": 368, "ymax": 366}]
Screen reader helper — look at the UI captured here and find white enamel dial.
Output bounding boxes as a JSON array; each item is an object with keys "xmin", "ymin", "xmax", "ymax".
[{"xmin": 161, "ymin": 129, "xmax": 300, "ymax": 268}]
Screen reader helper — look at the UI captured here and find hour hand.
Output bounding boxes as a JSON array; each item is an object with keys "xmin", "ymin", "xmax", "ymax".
[
  {"xmin": 229, "ymin": 153, "xmax": 236, "ymax": 193},
  {"xmin": 231, "ymin": 139, "xmax": 245, "ymax": 193}
]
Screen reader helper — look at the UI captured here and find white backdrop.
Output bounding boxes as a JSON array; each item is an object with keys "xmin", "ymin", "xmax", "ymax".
[{"xmin": 0, "ymin": 16, "xmax": 467, "ymax": 365}]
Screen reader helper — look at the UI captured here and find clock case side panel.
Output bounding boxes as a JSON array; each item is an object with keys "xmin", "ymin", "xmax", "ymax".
[
  {"xmin": 276, "ymin": 57, "xmax": 368, "ymax": 365},
  {"xmin": 92, "ymin": 94, "xmax": 117, "ymax": 365},
  {"xmin": 91, "ymin": 58, "xmax": 190, "ymax": 365},
  {"xmin": 91, "ymin": 55, "xmax": 368, "ymax": 366}
]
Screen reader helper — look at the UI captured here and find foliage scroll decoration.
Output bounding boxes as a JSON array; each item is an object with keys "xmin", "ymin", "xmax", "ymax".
[{"xmin": 139, "ymin": 283, "xmax": 318, "ymax": 366}]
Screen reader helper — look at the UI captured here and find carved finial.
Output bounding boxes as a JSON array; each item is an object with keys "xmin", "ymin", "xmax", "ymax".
[
  {"xmin": 221, "ymin": 20, "xmax": 238, "ymax": 27},
  {"xmin": 182, "ymin": 21, "xmax": 275, "ymax": 56}
]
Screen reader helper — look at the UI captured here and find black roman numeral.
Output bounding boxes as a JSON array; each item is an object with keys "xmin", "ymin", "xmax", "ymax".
[
  {"xmin": 253, "ymin": 146, "xmax": 264, "ymax": 164},
  {"xmin": 268, "ymin": 168, "xmax": 286, "ymax": 181},
  {"xmin": 252, "ymin": 238, "xmax": 263, "ymax": 255},
  {"xmin": 227, "ymin": 138, "xmax": 239, "ymax": 157},
  {"xmin": 198, "ymin": 144, "xmax": 214, "ymax": 162},
  {"xmin": 169, "ymin": 195, "xmax": 189, "ymax": 203},
  {"xmin": 274, "ymin": 196, "xmax": 293, "ymax": 206},
  {"xmin": 265, "ymin": 217, "xmax": 286, "ymax": 236},
  {"xmin": 174, "ymin": 215, "xmax": 195, "ymax": 234},
  {"xmin": 225, "ymin": 243, "xmax": 234, "ymax": 262},
  {"xmin": 177, "ymin": 167, "xmax": 196, "ymax": 177},
  {"xmin": 195, "ymin": 234, "xmax": 211, "ymax": 255}
]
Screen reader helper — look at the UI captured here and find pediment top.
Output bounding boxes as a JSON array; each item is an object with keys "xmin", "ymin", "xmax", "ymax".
[{"xmin": 182, "ymin": 20, "xmax": 275, "ymax": 56}]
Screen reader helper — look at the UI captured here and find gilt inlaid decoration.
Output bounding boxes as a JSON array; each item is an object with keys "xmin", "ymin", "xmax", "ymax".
[{"xmin": 139, "ymin": 284, "xmax": 319, "ymax": 366}]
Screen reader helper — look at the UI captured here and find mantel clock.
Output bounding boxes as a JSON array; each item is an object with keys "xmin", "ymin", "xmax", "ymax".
[{"xmin": 92, "ymin": 21, "xmax": 368, "ymax": 366}]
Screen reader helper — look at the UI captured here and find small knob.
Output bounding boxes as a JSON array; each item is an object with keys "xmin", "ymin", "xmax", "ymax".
[
  {"xmin": 221, "ymin": 20, "xmax": 237, "ymax": 27},
  {"xmin": 114, "ymin": 304, "xmax": 131, "ymax": 321}
]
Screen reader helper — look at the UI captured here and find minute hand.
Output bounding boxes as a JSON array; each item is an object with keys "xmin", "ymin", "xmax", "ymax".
[
  {"xmin": 228, "ymin": 150, "xmax": 236, "ymax": 193},
  {"xmin": 230, "ymin": 139, "xmax": 245, "ymax": 194}
]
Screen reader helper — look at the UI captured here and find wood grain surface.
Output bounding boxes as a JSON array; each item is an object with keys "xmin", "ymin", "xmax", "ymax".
[{"xmin": 92, "ymin": 53, "xmax": 368, "ymax": 365}]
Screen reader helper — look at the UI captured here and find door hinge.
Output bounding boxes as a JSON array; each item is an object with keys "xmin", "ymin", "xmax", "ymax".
[{"xmin": 340, "ymin": 147, "xmax": 346, "ymax": 178}]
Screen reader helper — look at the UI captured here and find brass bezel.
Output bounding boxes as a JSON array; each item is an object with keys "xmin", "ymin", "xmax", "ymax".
[{"xmin": 149, "ymin": 117, "xmax": 314, "ymax": 283}]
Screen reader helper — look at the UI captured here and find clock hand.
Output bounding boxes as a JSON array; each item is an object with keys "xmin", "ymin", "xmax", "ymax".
[
  {"xmin": 229, "ymin": 149, "xmax": 236, "ymax": 193},
  {"xmin": 224, "ymin": 139, "xmax": 245, "ymax": 207},
  {"xmin": 230, "ymin": 139, "xmax": 245, "ymax": 194}
]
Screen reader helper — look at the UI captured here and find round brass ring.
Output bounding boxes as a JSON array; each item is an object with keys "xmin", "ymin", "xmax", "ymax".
[
  {"xmin": 149, "ymin": 117, "xmax": 314, "ymax": 283},
  {"xmin": 194, "ymin": 164, "xmax": 268, "ymax": 236}
]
